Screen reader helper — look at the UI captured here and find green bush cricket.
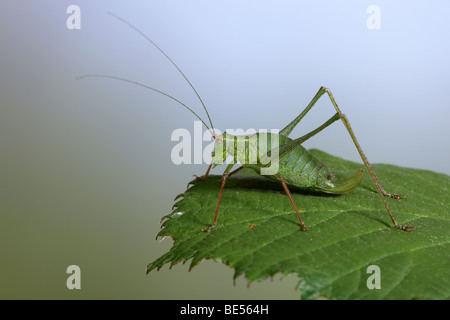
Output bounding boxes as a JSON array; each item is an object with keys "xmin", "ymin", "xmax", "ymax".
[{"xmin": 80, "ymin": 13, "xmax": 415, "ymax": 233}]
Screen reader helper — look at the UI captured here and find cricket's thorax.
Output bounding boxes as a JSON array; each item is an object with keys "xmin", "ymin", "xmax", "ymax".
[{"xmin": 212, "ymin": 132, "xmax": 280, "ymax": 168}]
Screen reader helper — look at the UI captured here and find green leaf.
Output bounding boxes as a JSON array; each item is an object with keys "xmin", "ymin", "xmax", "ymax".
[{"xmin": 148, "ymin": 149, "xmax": 450, "ymax": 300}]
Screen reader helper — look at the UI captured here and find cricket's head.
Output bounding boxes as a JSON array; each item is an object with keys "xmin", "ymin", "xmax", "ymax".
[{"xmin": 211, "ymin": 131, "xmax": 234, "ymax": 167}]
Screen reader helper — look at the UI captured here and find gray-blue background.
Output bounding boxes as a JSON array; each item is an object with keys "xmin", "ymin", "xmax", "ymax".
[{"xmin": 1, "ymin": 0, "xmax": 449, "ymax": 299}]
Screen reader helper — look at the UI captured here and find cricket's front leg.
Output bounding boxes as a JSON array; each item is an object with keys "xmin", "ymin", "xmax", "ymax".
[
  {"xmin": 193, "ymin": 163, "xmax": 213, "ymax": 182},
  {"xmin": 202, "ymin": 164, "xmax": 234, "ymax": 232}
]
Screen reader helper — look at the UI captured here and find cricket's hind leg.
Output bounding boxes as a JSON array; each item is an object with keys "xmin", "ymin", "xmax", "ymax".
[
  {"xmin": 280, "ymin": 86, "xmax": 414, "ymax": 231},
  {"xmin": 319, "ymin": 86, "xmax": 414, "ymax": 231}
]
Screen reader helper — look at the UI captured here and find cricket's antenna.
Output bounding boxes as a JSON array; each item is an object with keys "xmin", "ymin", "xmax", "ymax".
[
  {"xmin": 107, "ymin": 12, "xmax": 215, "ymax": 134},
  {"xmin": 77, "ymin": 74, "xmax": 213, "ymax": 133}
]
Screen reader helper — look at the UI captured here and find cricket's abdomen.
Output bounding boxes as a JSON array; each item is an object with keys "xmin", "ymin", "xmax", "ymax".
[
  {"xmin": 276, "ymin": 145, "xmax": 333, "ymax": 191},
  {"xmin": 275, "ymin": 145, "xmax": 364, "ymax": 194}
]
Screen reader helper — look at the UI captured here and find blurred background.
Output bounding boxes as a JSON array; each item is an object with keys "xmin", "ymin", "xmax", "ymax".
[{"xmin": 0, "ymin": 0, "xmax": 449, "ymax": 299}]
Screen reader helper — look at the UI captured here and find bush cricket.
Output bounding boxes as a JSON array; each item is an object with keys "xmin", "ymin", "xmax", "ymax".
[{"xmin": 79, "ymin": 13, "xmax": 415, "ymax": 233}]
